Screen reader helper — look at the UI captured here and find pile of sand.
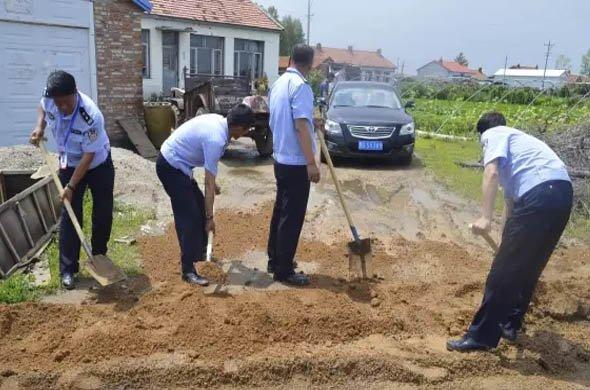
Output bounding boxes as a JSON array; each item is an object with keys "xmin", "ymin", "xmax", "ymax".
[{"xmin": 0, "ymin": 145, "xmax": 171, "ymax": 220}]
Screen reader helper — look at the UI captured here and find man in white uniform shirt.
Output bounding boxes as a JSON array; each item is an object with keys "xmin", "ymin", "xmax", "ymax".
[
  {"xmin": 157, "ymin": 104, "xmax": 254, "ymax": 286},
  {"xmin": 266, "ymin": 44, "xmax": 323, "ymax": 286},
  {"xmin": 30, "ymin": 70, "xmax": 114, "ymax": 290},
  {"xmin": 447, "ymin": 112, "xmax": 573, "ymax": 352}
]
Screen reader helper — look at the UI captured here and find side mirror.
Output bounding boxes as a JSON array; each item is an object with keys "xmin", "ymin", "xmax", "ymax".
[{"xmin": 405, "ymin": 100, "xmax": 415, "ymax": 109}]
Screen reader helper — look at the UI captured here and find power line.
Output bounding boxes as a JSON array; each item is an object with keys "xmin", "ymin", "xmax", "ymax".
[
  {"xmin": 306, "ymin": 0, "xmax": 312, "ymax": 45},
  {"xmin": 542, "ymin": 40, "xmax": 554, "ymax": 90}
]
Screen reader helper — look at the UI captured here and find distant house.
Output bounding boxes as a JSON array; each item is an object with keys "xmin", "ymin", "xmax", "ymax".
[
  {"xmin": 417, "ymin": 59, "xmax": 486, "ymax": 81},
  {"xmin": 142, "ymin": 0, "xmax": 283, "ymax": 97},
  {"xmin": 313, "ymin": 44, "xmax": 397, "ymax": 83},
  {"xmin": 492, "ymin": 68, "xmax": 568, "ymax": 89}
]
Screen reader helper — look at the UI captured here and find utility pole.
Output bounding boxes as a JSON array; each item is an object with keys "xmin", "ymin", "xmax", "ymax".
[
  {"xmin": 542, "ymin": 40, "xmax": 554, "ymax": 90},
  {"xmin": 306, "ymin": 0, "xmax": 312, "ymax": 45}
]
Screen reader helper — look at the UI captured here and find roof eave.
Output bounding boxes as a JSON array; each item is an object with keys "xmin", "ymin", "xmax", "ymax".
[
  {"xmin": 144, "ymin": 13, "xmax": 282, "ymax": 32},
  {"xmin": 132, "ymin": 0, "xmax": 152, "ymax": 12}
]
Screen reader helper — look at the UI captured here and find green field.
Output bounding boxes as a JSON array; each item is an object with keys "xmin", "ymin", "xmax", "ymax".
[{"xmin": 410, "ymin": 98, "xmax": 590, "ymax": 136}]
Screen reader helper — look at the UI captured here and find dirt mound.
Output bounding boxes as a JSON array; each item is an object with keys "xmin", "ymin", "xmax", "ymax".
[{"xmin": 1, "ymin": 206, "xmax": 589, "ymax": 388}]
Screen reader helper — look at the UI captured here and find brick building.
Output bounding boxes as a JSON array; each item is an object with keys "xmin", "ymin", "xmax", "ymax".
[
  {"xmin": 94, "ymin": 0, "xmax": 151, "ymax": 146},
  {"xmin": 0, "ymin": 0, "xmax": 152, "ymax": 147}
]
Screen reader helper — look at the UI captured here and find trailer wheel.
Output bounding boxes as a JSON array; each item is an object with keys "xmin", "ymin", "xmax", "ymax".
[{"xmin": 255, "ymin": 129, "xmax": 273, "ymax": 157}]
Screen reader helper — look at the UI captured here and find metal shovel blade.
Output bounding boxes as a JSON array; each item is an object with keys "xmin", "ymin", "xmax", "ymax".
[
  {"xmin": 86, "ymin": 255, "xmax": 126, "ymax": 286},
  {"xmin": 347, "ymin": 238, "xmax": 372, "ymax": 280},
  {"xmin": 31, "ymin": 165, "xmax": 52, "ymax": 180}
]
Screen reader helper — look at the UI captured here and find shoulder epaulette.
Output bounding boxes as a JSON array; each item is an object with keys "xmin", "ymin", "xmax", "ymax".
[{"xmin": 79, "ymin": 106, "xmax": 94, "ymax": 126}]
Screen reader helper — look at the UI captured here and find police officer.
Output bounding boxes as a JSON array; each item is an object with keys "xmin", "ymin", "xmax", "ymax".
[
  {"xmin": 30, "ymin": 70, "xmax": 114, "ymax": 290},
  {"xmin": 266, "ymin": 44, "xmax": 323, "ymax": 286},
  {"xmin": 156, "ymin": 104, "xmax": 255, "ymax": 286},
  {"xmin": 447, "ymin": 112, "xmax": 573, "ymax": 352}
]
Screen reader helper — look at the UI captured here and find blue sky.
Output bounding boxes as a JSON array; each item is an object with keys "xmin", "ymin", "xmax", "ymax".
[{"xmin": 256, "ymin": 0, "xmax": 590, "ymax": 75}]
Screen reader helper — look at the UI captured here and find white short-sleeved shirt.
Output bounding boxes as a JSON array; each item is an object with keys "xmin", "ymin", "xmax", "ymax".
[
  {"xmin": 481, "ymin": 126, "xmax": 570, "ymax": 201},
  {"xmin": 41, "ymin": 91, "xmax": 110, "ymax": 169},
  {"xmin": 269, "ymin": 67, "xmax": 316, "ymax": 166},
  {"xmin": 160, "ymin": 114, "xmax": 229, "ymax": 178}
]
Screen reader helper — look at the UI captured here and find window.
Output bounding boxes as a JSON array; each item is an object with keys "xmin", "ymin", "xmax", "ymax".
[
  {"xmin": 234, "ymin": 39, "xmax": 264, "ymax": 79},
  {"xmin": 189, "ymin": 35, "xmax": 224, "ymax": 75},
  {"xmin": 141, "ymin": 29, "xmax": 150, "ymax": 78}
]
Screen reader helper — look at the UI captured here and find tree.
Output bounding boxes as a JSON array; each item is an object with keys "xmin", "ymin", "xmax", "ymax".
[
  {"xmin": 581, "ymin": 49, "xmax": 590, "ymax": 77},
  {"xmin": 279, "ymin": 16, "xmax": 305, "ymax": 56},
  {"xmin": 555, "ymin": 54, "xmax": 572, "ymax": 71},
  {"xmin": 266, "ymin": 5, "xmax": 279, "ymax": 21},
  {"xmin": 454, "ymin": 52, "xmax": 469, "ymax": 67},
  {"xmin": 264, "ymin": 6, "xmax": 305, "ymax": 56}
]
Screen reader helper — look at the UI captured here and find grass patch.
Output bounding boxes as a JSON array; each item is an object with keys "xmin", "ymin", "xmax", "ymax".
[
  {"xmin": 0, "ymin": 194, "xmax": 153, "ymax": 304},
  {"xmin": 415, "ymin": 137, "xmax": 491, "ymax": 204},
  {"xmin": 0, "ymin": 274, "xmax": 38, "ymax": 304}
]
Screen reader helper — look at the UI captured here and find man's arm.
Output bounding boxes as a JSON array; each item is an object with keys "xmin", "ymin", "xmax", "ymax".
[
  {"xmin": 30, "ymin": 105, "xmax": 47, "ymax": 146},
  {"xmin": 472, "ymin": 160, "xmax": 500, "ymax": 234},
  {"xmin": 62, "ymin": 152, "xmax": 95, "ymax": 203},
  {"xmin": 295, "ymin": 118, "xmax": 320, "ymax": 183},
  {"xmin": 204, "ymin": 169, "xmax": 216, "ymax": 233}
]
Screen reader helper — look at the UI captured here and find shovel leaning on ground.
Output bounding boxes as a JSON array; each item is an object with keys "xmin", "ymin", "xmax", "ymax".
[
  {"xmin": 468, "ymin": 224, "xmax": 499, "ymax": 254},
  {"xmin": 318, "ymin": 131, "xmax": 372, "ymax": 279},
  {"xmin": 38, "ymin": 141, "xmax": 126, "ymax": 287}
]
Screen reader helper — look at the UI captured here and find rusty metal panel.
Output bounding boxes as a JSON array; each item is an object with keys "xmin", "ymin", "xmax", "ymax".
[{"xmin": 0, "ymin": 171, "xmax": 62, "ymax": 278}]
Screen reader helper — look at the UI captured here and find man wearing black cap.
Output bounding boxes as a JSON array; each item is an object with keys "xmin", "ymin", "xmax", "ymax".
[{"xmin": 30, "ymin": 70, "xmax": 114, "ymax": 290}]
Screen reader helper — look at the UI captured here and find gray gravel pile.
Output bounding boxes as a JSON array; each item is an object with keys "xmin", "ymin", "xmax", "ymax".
[{"xmin": 0, "ymin": 145, "xmax": 171, "ymax": 219}]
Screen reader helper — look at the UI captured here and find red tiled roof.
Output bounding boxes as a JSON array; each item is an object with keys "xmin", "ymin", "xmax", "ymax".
[
  {"xmin": 150, "ymin": 0, "xmax": 282, "ymax": 31},
  {"xmin": 313, "ymin": 46, "xmax": 396, "ymax": 70},
  {"xmin": 439, "ymin": 60, "xmax": 475, "ymax": 74}
]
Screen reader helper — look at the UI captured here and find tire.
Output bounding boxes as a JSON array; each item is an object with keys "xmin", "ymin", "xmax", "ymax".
[
  {"xmin": 397, "ymin": 153, "xmax": 413, "ymax": 166},
  {"xmin": 255, "ymin": 129, "xmax": 273, "ymax": 157}
]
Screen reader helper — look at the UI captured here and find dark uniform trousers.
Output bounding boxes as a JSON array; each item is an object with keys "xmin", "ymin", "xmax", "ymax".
[
  {"xmin": 59, "ymin": 154, "xmax": 115, "ymax": 275},
  {"xmin": 267, "ymin": 163, "xmax": 311, "ymax": 279},
  {"xmin": 468, "ymin": 180, "xmax": 573, "ymax": 347},
  {"xmin": 156, "ymin": 154, "xmax": 207, "ymax": 275}
]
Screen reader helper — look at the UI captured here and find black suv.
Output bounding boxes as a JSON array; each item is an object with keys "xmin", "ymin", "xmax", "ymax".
[{"xmin": 322, "ymin": 81, "xmax": 415, "ymax": 164}]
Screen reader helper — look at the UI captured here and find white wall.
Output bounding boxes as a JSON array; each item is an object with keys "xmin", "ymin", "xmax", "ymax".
[
  {"xmin": 499, "ymin": 75, "xmax": 568, "ymax": 89},
  {"xmin": 417, "ymin": 62, "xmax": 450, "ymax": 79},
  {"xmin": 141, "ymin": 16, "xmax": 280, "ymax": 98}
]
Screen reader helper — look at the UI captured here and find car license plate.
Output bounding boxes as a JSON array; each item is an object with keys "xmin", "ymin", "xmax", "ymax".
[{"xmin": 358, "ymin": 141, "xmax": 383, "ymax": 151}]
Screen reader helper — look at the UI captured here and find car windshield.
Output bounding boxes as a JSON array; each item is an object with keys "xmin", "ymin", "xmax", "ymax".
[{"xmin": 331, "ymin": 86, "xmax": 402, "ymax": 109}]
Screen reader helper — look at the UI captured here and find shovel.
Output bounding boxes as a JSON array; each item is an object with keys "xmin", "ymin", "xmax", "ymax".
[
  {"xmin": 318, "ymin": 131, "xmax": 372, "ymax": 279},
  {"xmin": 469, "ymin": 223, "xmax": 499, "ymax": 254},
  {"xmin": 206, "ymin": 231, "xmax": 213, "ymax": 262},
  {"xmin": 38, "ymin": 141, "xmax": 126, "ymax": 286}
]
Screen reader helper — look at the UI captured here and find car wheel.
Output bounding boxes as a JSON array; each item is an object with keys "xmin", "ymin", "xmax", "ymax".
[
  {"xmin": 398, "ymin": 153, "xmax": 413, "ymax": 166},
  {"xmin": 255, "ymin": 128, "xmax": 273, "ymax": 157}
]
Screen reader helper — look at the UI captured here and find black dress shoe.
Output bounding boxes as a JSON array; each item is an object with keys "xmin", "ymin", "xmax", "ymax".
[
  {"xmin": 273, "ymin": 273, "xmax": 310, "ymax": 286},
  {"xmin": 446, "ymin": 335, "xmax": 492, "ymax": 352},
  {"xmin": 182, "ymin": 272, "xmax": 209, "ymax": 286},
  {"xmin": 61, "ymin": 273, "xmax": 75, "ymax": 290}
]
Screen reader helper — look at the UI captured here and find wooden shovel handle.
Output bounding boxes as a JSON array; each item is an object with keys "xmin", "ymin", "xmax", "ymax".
[
  {"xmin": 39, "ymin": 141, "xmax": 94, "ymax": 260},
  {"xmin": 318, "ymin": 131, "xmax": 359, "ymax": 240},
  {"xmin": 469, "ymin": 224, "xmax": 499, "ymax": 253}
]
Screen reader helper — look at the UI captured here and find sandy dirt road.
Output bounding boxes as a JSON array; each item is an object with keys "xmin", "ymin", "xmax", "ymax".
[{"xmin": 0, "ymin": 140, "xmax": 589, "ymax": 389}]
